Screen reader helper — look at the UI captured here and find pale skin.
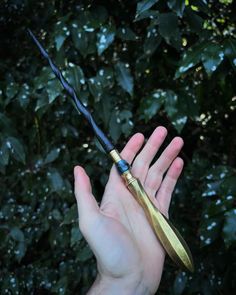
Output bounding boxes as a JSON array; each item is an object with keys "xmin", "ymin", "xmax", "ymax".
[{"xmin": 74, "ymin": 126, "xmax": 184, "ymax": 295}]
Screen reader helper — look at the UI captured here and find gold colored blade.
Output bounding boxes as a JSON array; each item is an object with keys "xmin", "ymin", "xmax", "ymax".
[{"xmin": 127, "ymin": 177, "xmax": 194, "ymax": 272}]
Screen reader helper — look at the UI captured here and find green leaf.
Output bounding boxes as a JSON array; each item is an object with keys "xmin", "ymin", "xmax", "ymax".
[
  {"xmin": 5, "ymin": 137, "xmax": 26, "ymax": 164},
  {"xmin": 202, "ymin": 165, "xmax": 235, "ymax": 201},
  {"xmin": 9, "ymin": 228, "xmax": 27, "ymax": 262},
  {"xmin": 144, "ymin": 25, "xmax": 162, "ymax": 55},
  {"xmin": 175, "ymin": 43, "xmax": 205, "ymax": 78},
  {"xmin": 177, "ymin": 89, "xmax": 199, "ymax": 119},
  {"xmin": 134, "ymin": 9, "xmax": 159, "ymax": 22},
  {"xmin": 166, "ymin": 89, "xmax": 199, "ymax": 132},
  {"xmin": 0, "ymin": 113, "xmax": 14, "ymax": 130},
  {"xmin": 88, "ymin": 76, "xmax": 103, "ymax": 99},
  {"xmin": 9, "ymin": 227, "xmax": 24, "ymax": 242},
  {"xmin": 90, "ymin": 6, "xmax": 108, "ymax": 27},
  {"xmin": 119, "ymin": 110, "xmax": 133, "ymax": 136},
  {"xmin": 170, "ymin": 114, "xmax": 187, "ymax": 133},
  {"xmin": 221, "ymin": 176, "xmax": 236, "ymax": 195},
  {"xmin": 173, "ymin": 272, "xmax": 188, "ymax": 295},
  {"xmin": 46, "ymin": 79, "xmax": 61, "ymax": 103},
  {"xmin": 71, "ymin": 28, "xmax": 89, "ymax": 57},
  {"xmin": 158, "ymin": 12, "xmax": 181, "ymax": 49},
  {"xmin": 76, "ymin": 245, "xmax": 93, "ymax": 262},
  {"xmin": 224, "ymin": 38, "xmax": 236, "ymax": 69},
  {"xmin": 97, "ymin": 67, "xmax": 114, "ymax": 88},
  {"xmin": 34, "ymin": 67, "xmax": 55, "ymax": 90},
  {"xmin": 70, "ymin": 227, "xmax": 82, "ymax": 247},
  {"xmin": 35, "ymin": 95, "xmax": 49, "ymax": 111},
  {"xmin": 176, "ymin": 42, "xmax": 224, "ymax": 77},
  {"xmin": 191, "ymin": 0, "xmax": 210, "ymax": 14},
  {"xmin": 55, "ymin": 35, "xmax": 67, "ymax": 51},
  {"xmin": 17, "ymin": 83, "xmax": 30, "ymax": 109},
  {"xmin": 185, "ymin": 7, "xmax": 204, "ymax": 33},
  {"xmin": 52, "ymin": 277, "xmax": 68, "ymax": 295},
  {"xmin": 223, "ymin": 209, "xmax": 236, "ymax": 248},
  {"xmin": 6, "ymin": 82, "xmax": 19, "ymax": 100},
  {"xmin": 201, "ymin": 44, "xmax": 224, "ymax": 76},
  {"xmin": 159, "ymin": 12, "xmax": 178, "ymax": 37},
  {"xmin": 5, "ymin": 276, "xmax": 19, "ymax": 293},
  {"xmin": 199, "ymin": 217, "xmax": 222, "ymax": 247},
  {"xmin": 164, "ymin": 90, "xmax": 188, "ymax": 132},
  {"xmin": 54, "ymin": 21, "xmax": 70, "ymax": 51},
  {"xmin": 109, "ymin": 111, "xmax": 122, "ymax": 142},
  {"xmin": 15, "ymin": 241, "xmax": 27, "ymax": 263},
  {"xmin": 117, "ymin": 27, "xmax": 137, "ymax": 41},
  {"xmin": 52, "ymin": 209, "xmax": 63, "ymax": 221},
  {"xmin": 96, "ymin": 94, "xmax": 114, "ymax": 127},
  {"xmin": 140, "ymin": 89, "xmax": 193, "ymax": 132},
  {"xmin": 0, "ymin": 142, "xmax": 9, "ymax": 166},
  {"xmin": 139, "ymin": 90, "xmax": 165, "ymax": 121},
  {"xmin": 202, "ymin": 179, "xmax": 221, "ymax": 198},
  {"xmin": 97, "ymin": 25, "xmax": 115, "ymax": 55},
  {"xmin": 203, "ymin": 195, "xmax": 233, "ymax": 217},
  {"xmin": 44, "ymin": 148, "xmax": 60, "ymax": 164},
  {"xmin": 136, "ymin": 0, "xmax": 159, "ymax": 18},
  {"xmin": 115, "ymin": 62, "xmax": 134, "ymax": 95},
  {"xmin": 168, "ymin": 0, "xmax": 185, "ymax": 17},
  {"xmin": 62, "ymin": 204, "xmax": 78, "ymax": 225},
  {"xmin": 47, "ymin": 168, "xmax": 64, "ymax": 192},
  {"xmin": 64, "ymin": 63, "xmax": 85, "ymax": 94}
]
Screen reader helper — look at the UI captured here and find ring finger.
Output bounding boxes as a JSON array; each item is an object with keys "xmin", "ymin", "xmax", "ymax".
[{"xmin": 144, "ymin": 137, "xmax": 184, "ymax": 197}]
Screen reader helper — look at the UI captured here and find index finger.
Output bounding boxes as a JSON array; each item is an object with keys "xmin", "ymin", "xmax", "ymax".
[{"xmin": 108, "ymin": 132, "xmax": 145, "ymax": 182}]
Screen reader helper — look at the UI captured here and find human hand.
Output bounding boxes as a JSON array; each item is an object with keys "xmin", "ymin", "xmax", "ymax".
[{"xmin": 74, "ymin": 126, "xmax": 184, "ymax": 295}]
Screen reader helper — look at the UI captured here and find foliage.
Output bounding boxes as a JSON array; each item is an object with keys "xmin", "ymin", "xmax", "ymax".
[{"xmin": 0, "ymin": 0, "xmax": 236, "ymax": 294}]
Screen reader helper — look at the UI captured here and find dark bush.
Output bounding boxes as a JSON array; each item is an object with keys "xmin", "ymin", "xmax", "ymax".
[{"xmin": 0, "ymin": 0, "xmax": 235, "ymax": 294}]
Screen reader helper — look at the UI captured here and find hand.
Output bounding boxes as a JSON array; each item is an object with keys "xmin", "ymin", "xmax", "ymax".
[{"xmin": 74, "ymin": 126, "xmax": 184, "ymax": 295}]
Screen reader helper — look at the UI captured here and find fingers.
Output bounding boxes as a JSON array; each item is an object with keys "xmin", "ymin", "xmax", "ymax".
[
  {"xmin": 144, "ymin": 137, "xmax": 184, "ymax": 197},
  {"xmin": 131, "ymin": 127, "xmax": 167, "ymax": 182},
  {"xmin": 120, "ymin": 132, "xmax": 145, "ymax": 164},
  {"xmin": 156, "ymin": 157, "xmax": 184, "ymax": 215},
  {"xmin": 74, "ymin": 166, "xmax": 99, "ymax": 230}
]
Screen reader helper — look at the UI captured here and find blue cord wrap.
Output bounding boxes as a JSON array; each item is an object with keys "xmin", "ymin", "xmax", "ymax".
[{"xmin": 116, "ymin": 160, "xmax": 130, "ymax": 175}]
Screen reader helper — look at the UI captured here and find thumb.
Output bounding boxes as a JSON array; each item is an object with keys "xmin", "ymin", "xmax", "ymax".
[{"xmin": 74, "ymin": 166, "xmax": 99, "ymax": 229}]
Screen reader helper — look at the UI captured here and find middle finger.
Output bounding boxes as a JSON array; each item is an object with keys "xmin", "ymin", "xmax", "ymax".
[
  {"xmin": 144, "ymin": 137, "xmax": 184, "ymax": 197},
  {"xmin": 131, "ymin": 126, "xmax": 167, "ymax": 183}
]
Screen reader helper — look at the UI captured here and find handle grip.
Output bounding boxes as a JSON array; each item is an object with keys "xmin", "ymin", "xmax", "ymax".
[
  {"xmin": 124, "ymin": 172, "xmax": 194, "ymax": 272},
  {"xmin": 110, "ymin": 149, "xmax": 194, "ymax": 272}
]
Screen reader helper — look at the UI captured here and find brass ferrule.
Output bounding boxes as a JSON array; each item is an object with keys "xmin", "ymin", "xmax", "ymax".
[
  {"xmin": 121, "ymin": 170, "xmax": 136, "ymax": 186},
  {"xmin": 109, "ymin": 149, "xmax": 122, "ymax": 163}
]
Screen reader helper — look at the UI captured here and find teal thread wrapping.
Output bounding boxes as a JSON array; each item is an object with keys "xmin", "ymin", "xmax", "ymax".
[{"xmin": 116, "ymin": 160, "xmax": 130, "ymax": 174}]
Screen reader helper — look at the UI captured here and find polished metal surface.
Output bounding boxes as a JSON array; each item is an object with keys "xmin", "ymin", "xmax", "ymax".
[{"xmin": 110, "ymin": 149, "xmax": 194, "ymax": 272}]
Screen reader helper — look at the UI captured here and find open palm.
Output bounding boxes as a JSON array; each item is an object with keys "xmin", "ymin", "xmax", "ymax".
[{"xmin": 74, "ymin": 127, "xmax": 184, "ymax": 294}]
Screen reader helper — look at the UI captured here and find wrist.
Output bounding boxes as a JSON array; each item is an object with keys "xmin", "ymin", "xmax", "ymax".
[{"xmin": 87, "ymin": 274, "xmax": 152, "ymax": 295}]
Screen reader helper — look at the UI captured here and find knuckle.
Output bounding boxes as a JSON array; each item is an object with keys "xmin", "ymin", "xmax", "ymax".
[{"xmin": 145, "ymin": 173, "xmax": 162, "ymax": 190}]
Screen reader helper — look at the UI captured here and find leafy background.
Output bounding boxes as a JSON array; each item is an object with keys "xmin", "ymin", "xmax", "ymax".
[{"xmin": 0, "ymin": 0, "xmax": 236, "ymax": 294}]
